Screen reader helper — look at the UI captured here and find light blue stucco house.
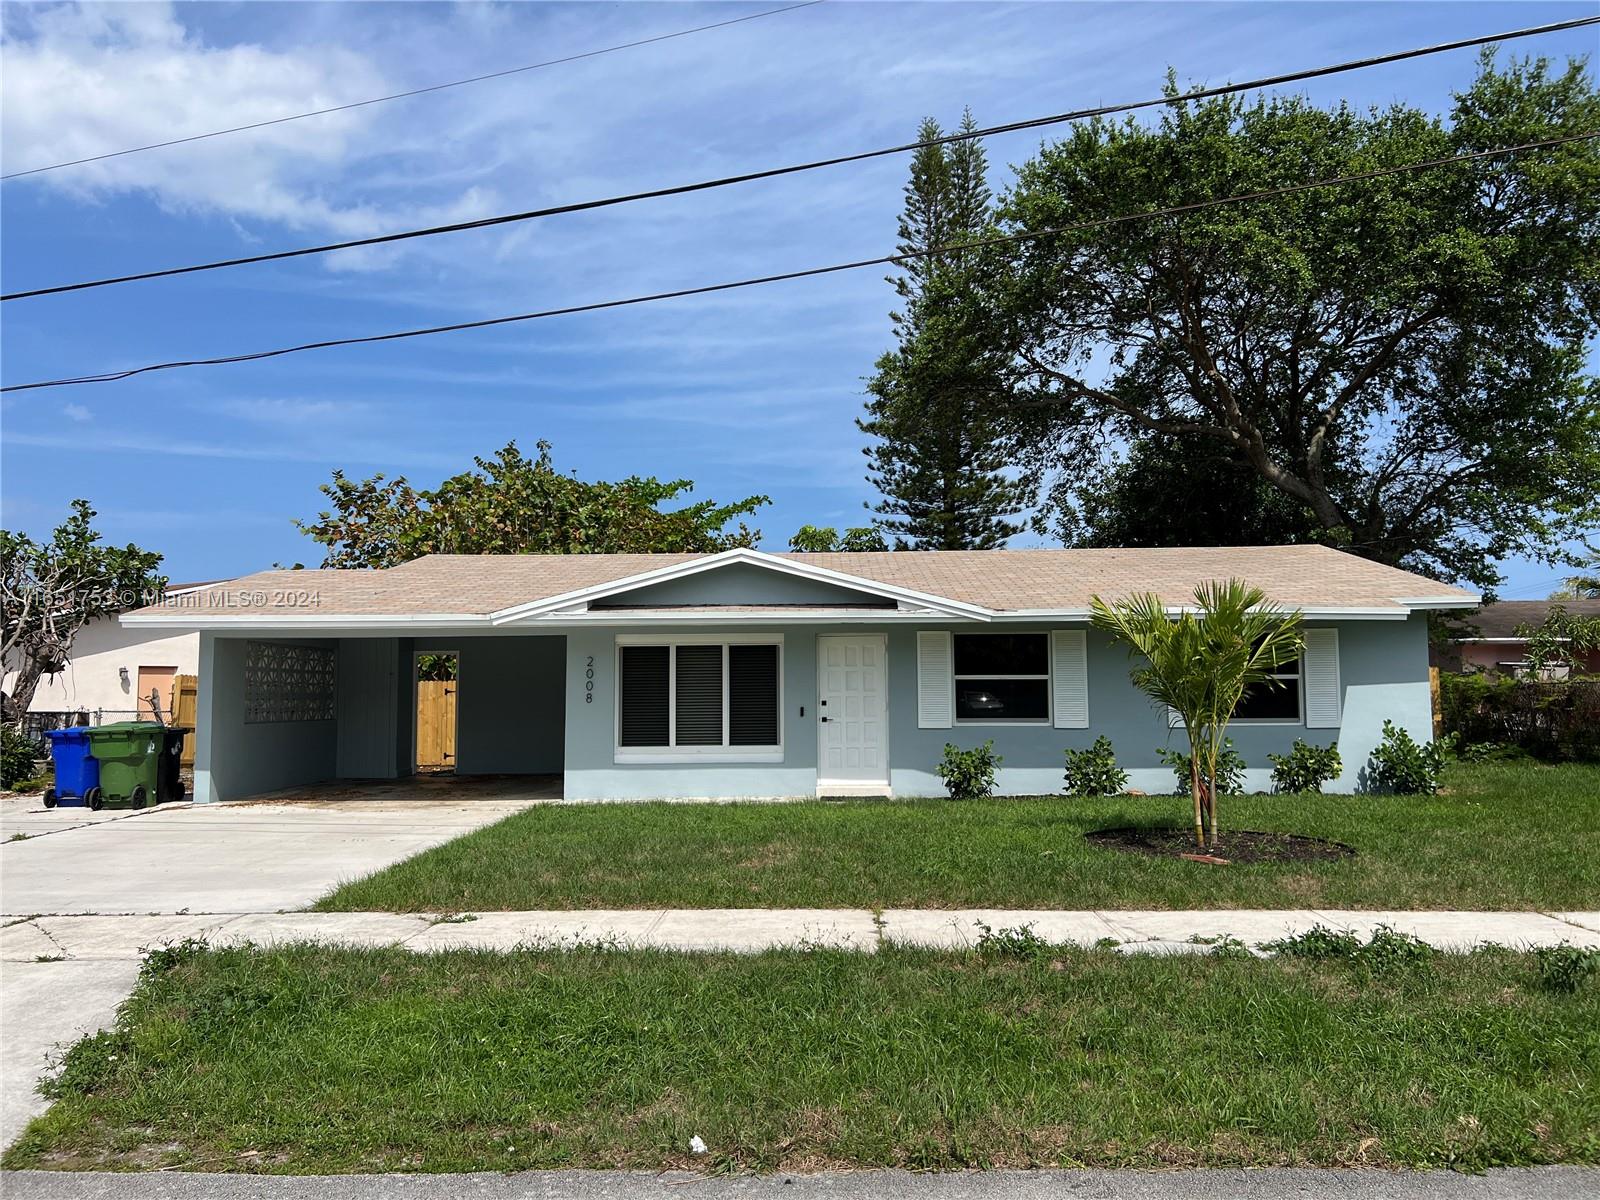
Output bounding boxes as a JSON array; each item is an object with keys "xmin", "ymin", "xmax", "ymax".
[{"xmin": 122, "ymin": 546, "xmax": 1477, "ymax": 803}]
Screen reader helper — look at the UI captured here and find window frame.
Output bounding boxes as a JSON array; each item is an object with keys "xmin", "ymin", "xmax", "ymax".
[
  {"xmin": 1230, "ymin": 653, "xmax": 1305, "ymax": 724},
  {"xmin": 613, "ymin": 632, "xmax": 784, "ymax": 763},
  {"xmin": 952, "ymin": 631, "xmax": 1052, "ymax": 726}
]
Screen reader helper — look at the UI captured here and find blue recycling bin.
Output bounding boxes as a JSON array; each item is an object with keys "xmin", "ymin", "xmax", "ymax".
[{"xmin": 43, "ymin": 727, "xmax": 102, "ymax": 809}]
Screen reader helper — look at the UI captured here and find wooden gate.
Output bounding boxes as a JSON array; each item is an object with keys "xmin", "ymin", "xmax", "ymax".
[
  {"xmin": 416, "ymin": 679, "xmax": 457, "ymax": 772},
  {"xmin": 172, "ymin": 674, "xmax": 199, "ymax": 765}
]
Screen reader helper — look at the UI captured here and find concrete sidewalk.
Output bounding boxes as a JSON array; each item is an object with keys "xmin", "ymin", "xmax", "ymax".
[
  {"xmin": 6, "ymin": 907, "xmax": 1599, "ymax": 960},
  {"xmin": 4, "ymin": 1167, "xmax": 1597, "ymax": 1199}
]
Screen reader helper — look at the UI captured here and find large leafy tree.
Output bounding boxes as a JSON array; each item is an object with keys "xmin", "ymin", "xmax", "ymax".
[
  {"xmin": 996, "ymin": 54, "xmax": 1600, "ymax": 590},
  {"xmin": 860, "ymin": 111, "xmax": 1028, "ymax": 549},
  {"xmin": 1092, "ymin": 580, "xmax": 1303, "ymax": 848},
  {"xmin": 298, "ymin": 441, "xmax": 769, "ymax": 568},
  {"xmin": 788, "ymin": 525, "xmax": 888, "ymax": 552},
  {"xmin": 1, "ymin": 500, "xmax": 165, "ymax": 720}
]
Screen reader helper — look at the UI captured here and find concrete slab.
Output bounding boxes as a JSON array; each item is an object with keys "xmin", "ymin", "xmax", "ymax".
[
  {"xmin": 648, "ymin": 908, "xmax": 878, "ymax": 952},
  {"xmin": 1551, "ymin": 912, "xmax": 1600, "ymax": 934},
  {"xmin": 1101, "ymin": 909, "xmax": 1322, "ymax": 946},
  {"xmin": 0, "ymin": 959, "xmax": 141, "ymax": 1149},
  {"xmin": 209, "ymin": 912, "xmax": 433, "ymax": 949},
  {"xmin": 33, "ymin": 914, "xmax": 238, "ymax": 959},
  {"xmin": 0, "ymin": 793, "xmax": 178, "ymax": 839},
  {"xmin": 1, "ymin": 793, "xmax": 536, "ymax": 915},
  {"xmin": 880, "ymin": 909, "xmax": 1123, "ymax": 949},
  {"xmin": 403, "ymin": 910, "xmax": 669, "ymax": 951},
  {"xmin": 0, "ymin": 922, "xmax": 64, "ymax": 962},
  {"xmin": 1308, "ymin": 910, "xmax": 1594, "ymax": 950}
]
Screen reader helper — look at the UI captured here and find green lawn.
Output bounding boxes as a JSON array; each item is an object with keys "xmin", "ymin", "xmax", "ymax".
[
  {"xmin": 7, "ymin": 940, "xmax": 1596, "ymax": 1174},
  {"xmin": 314, "ymin": 761, "xmax": 1600, "ymax": 912}
]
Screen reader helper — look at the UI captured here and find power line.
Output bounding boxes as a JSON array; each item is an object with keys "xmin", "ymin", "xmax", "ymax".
[
  {"xmin": 4, "ymin": 13, "xmax": 1594, "ymax": 303},
  {"xmin": 0, "ymin": 1, "xmax": 826, "ymax": 181},
  {"xmin": 5, "ymin": 131, "xmax": 1591, "ymax": 394}
]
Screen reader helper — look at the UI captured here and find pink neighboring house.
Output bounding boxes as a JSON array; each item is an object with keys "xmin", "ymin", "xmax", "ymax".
[{"xmin": 1435, "ymin": 599, "xmax": 1600, "ymax": 676}]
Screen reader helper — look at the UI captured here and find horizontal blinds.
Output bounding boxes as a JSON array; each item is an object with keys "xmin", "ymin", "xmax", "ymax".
[
  {"xmin": 674, "ymin": 644, "xmax": 725, "ymax": 746},
  {"xmin": 729, "ymin": 643, "xmax": 779, "ymax": 746},
  {"xmin": 618, "ymin": 645, "xmax": 670, "ymax": 747}
]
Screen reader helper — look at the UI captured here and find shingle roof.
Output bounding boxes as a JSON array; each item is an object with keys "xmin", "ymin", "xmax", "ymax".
[
  {"xmin": 1451, "ymin": 599, "xmax": 1600, "ymax": 640},
  {"xmin": 131, "ymin": 545, "xmax": 1475, "ymax": 622}
]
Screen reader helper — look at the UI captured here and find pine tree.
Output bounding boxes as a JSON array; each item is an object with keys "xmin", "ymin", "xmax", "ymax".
[{"xmin": 860, "ymin": 110, "xmax": 1026, "ymax": 550}]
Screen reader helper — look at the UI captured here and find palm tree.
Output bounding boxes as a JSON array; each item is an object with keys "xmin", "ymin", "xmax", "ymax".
[{"xmin": 1091, "ymin": 579, "xmax": 1304, "ymax": 849}]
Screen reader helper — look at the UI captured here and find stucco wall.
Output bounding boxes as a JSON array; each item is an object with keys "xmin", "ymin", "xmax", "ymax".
[
  {"xmin": 194, "ymin": 635, "xmax": 338, "ymax": 804},
  {"xmin": 597, "ymin": 563, "xmax": 894, "ymax": 609},
  {"xmin": 408, "ymin": 636, "xmax": 566, "ymax": 774},
  {"xmin": 561, "ymin": 618, "xmax": 1434, "ymax": 800},
  {"xmin": 9, "ymin": 615, "xmax": 198, "ymax": 717}
]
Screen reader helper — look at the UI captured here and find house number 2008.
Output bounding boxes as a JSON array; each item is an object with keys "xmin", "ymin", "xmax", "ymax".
[{"xmin": 585, "ymin": 656, "xmax": 595, "ymax": 704}]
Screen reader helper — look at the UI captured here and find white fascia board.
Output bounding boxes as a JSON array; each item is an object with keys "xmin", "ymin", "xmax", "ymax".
[
  {"xmin": 996, "ymin": 606, "xmax": 1411, "ymax": 621},
  {"xmin": 1397, "ymin": 595, "xmax": 1481, "ymax": 610},
  {"xmin": 120, "ymin": 612, "xmax": 489, "ymax": 631},
  {"xmin": 489, "ymin": 547, "xmax": 994, "ymax": 624},
  {"xmin": 527, "ymin": 609, "xmax": 977, "ymax": 627}
]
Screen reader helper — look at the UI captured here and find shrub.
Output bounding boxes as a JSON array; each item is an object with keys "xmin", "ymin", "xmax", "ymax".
[
  {"xmin": 1157, "ymin": 739, "xmax": 1245, "ymax": 796},
  {"xmin": 1440, "ymin": 672, "xmax": 1600, "ymax": 762},
  {"xmin": 1535, "ymin": 944, "xmax": 1599, "ymax": 993},
  {"xmin": 1, "ymin": 725, "xmax": 40, "ymax": 790},
  {"xmin": 1063, "ymin": 736, "xmax": 1128, "ymax": 796},
  {"xmin": 1366, "ymin": 720, "xmax": 1452, "ymax": 794},
  {"xmin": 937, "ymin": 741, "xmax": 1001, "ymax": 800},
  {"xmin": 1267, "ymin": 739, "xmax": 1342, "ymax": 793},
  {"xmin": 1355, "ymin": 925, "xmax": 1434, "ymax": 976}
]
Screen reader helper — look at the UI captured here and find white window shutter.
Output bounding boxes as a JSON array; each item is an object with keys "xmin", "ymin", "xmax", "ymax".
[
  {"xmin": 1303, "ymin": 628, "xmax": 1342, "ymax": 728},
  {"xmin": 917, "ymin": 631, "xmax": 953, "ymax": 729},
  {"xmin": 1051, "ymin": 629, "xmax": 1089, "ymax": 728},
  {"xmin": 1167, "ymin": 706, "xmax": 1184, "ymax": 730}
]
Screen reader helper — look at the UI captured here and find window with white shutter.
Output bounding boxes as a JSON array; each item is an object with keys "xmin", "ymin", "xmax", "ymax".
[
  {"xmin": 1302, "ymin": 628, "xmax": 1342, "ymax": 728},
  {"xmin": 917, "ymin": 631, "xmax": 953, "ymax": 728},
  {"xmin": 1051, "ymin": 630, "xmax": 1089, "ymax": 728}
]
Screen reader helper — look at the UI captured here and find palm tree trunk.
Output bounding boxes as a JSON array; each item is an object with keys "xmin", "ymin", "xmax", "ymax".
[{"xmin": 1190, "ymin": 754, "xmax": 1204, "ymax": 848}]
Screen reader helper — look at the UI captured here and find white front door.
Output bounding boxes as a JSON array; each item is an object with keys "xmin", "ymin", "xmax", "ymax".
[{"xmin": 816, "ymin": 634, "xmax": 889, "ymax": 794}]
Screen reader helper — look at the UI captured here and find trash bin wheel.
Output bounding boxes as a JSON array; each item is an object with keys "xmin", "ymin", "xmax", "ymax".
[
  {"xmin": 86, "ymin": 787, "xmax": 104, "ymax": 811},
  {"xmin": 43, "ymin": 787, "xmax": 57, "ymax": 808},
  {"xmin": 130, "ymin": 785, "xmax": 147, "ymax": 810}
]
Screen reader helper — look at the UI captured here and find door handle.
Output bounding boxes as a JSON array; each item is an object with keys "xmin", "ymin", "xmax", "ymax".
[{"xmin": 819, "ymin": 716, "xmax": 831, "ymax": 723}]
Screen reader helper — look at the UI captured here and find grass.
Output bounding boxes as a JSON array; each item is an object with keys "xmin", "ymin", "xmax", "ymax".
[
  {"xmin": 6, "ymin": 939, "xmax": 1596, "ymax": 1174},
  {"xmin": 314, "ymin": 761, "xmax": 1600, "ymax": 912}
]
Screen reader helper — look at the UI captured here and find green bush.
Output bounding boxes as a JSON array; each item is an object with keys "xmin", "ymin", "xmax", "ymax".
[
  {"xmin": 1157, "ymin": 739, "xmax": 1245, "ymax": 795},
  {"xmin": 1, "ymin": 725, "xmax": 40, "ymax": 790},
  {"xmin": 936, "ymin": 741, "xmax": 1001, "ymax": 801},
  {"xmin": 1440, "ymin": 672, "xmax": 1600, "ymax": 762},
  {"xmin": 973, "ymin": 922, "xmax": 1050, "ymax": 960},
  {"xmin": 1366, "ymin": 720, "xmax": 1452, "ymax": 794},
  {"xmin": 1262, "ymin": 925, "xmax": 1362, "ymax": 959},
  {"xmin": 1063, "ymin": 736, "xmax": 1128, "ymax": 797},
  {"xmin": 1267, "ymin": 739, "xmax": 1342, "ymax": 793},
  {"xmin": 1535, "ymin": 943, "xmax": 1600, "ymax": 993}
]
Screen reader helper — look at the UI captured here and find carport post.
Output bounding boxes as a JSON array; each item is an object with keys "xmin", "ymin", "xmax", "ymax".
[{"xmin": 192, "ymin": 631, "xmax": 219, "ymax": 804}]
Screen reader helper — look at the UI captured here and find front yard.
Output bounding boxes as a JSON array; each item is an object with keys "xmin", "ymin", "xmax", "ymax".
[
  {"xmin": 6, "ymin": 939, "xmax": 1596, "ymax": 1174},
  {"xmin": 314, "ymin": 761, "xmax": 1600, "ymax": 912}
]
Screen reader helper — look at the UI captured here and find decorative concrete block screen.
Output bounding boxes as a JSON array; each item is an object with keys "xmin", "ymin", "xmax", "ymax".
[{"xmin": 244, "ymin": 641, "xmax": 336, "ymax": 724}]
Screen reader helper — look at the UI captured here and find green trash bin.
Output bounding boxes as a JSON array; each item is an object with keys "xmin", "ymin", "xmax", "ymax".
[{"xmin": 85, "ymin": 722, "xmax": 168, "ymax": 809}]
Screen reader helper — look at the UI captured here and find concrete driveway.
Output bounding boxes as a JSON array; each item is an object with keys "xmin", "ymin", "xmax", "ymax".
[
  {"xmin": 1, "ymin": 788, "xmax": 537, "ymax": 915},
  {"xmin": 0, "ymin": 783, "xmax": 537, "ymax": 1149}
]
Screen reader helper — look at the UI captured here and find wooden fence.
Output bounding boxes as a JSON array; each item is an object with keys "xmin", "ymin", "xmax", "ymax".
[{"xmin": 416, "ymin": 679, "xmax": 457, "ymax": 771}]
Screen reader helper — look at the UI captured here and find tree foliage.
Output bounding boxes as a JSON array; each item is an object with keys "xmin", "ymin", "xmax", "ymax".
[
  {"xmin": 1091, "ymin": 579, "xmax": 1303, "ymax": 848},
  {"xmin": 788, "ymin": 525, "xmax": 889, "ymax": 552},
  {"xmin": 996, "ymin": 54, "xmax": 1600, "ymax": 589},
  {"xmin": 298, "ymin": 441, "xmax": 769, "ymax": 569},
  {"xmin": 860, "ymin": 111, "xmax": 1028, "ymax": 550},
  {"xmin": 1, "ymin": 500, "xmax": 165, "ymax": 720}
]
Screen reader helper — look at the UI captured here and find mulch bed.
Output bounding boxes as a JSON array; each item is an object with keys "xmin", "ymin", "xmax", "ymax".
[{"xmin": 1086, "ymin": 826, "xmax": 1356, "ymax": 865}]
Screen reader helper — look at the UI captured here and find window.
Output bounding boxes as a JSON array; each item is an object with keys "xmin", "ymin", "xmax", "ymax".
[
  {"xmin": 953, "ymin": 633, "xmax": 1049, "ymax": 723},
  {"xmin": 616, "ymin": 638, "xmax": 782, "ymax": 759},
  {"xmin": 1233, "ymin": 655, "xmax": 1302, "ymax": 721}
]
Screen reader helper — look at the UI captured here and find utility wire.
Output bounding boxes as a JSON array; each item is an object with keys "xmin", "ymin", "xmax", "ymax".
[
  {"xmin": 5, "ymin": 131, "xmax": 1591, "ymax": 394},
  {"xmin": 0, "ymin": 1, "xmax": 825, "ymax": 181},
  {"xmin": 4, "ymin": 13, "xmax": 1594, "ymax": 303}
]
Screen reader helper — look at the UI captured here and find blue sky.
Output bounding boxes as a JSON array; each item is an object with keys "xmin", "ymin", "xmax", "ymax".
[{"xmin": 1, "ymin": 0, "xmax": 1595, "ymax": 595}]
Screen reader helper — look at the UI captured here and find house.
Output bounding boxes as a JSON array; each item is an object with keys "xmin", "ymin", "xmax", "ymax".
[
  {"xmin": 121, "ymin": 546, "xmax": 1477, "ymax": 803},
  {"xmin": 9, "ymin": 581, "xmax": 231, "ymax": 726},
  {"xmin": 1432, "ymin": 599, "xmax": 1600, "ymax": 677}
]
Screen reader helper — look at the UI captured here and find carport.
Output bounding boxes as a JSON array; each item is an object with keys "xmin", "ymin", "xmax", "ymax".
[{"xmin": 190, "ymin": 633, "xmax": 566, "ymax": 804}]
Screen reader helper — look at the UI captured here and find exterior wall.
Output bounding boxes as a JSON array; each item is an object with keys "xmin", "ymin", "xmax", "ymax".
[
  {"xmin": 408, "ymin": 637, "xmax": 565, "ymax": 774},
  {"xmin": 597, "ymin": 563, "xmax": 893, "ymax": 609},
  {"xmin": 561, "ymin": 617, "xmax": 1435, "ymax": 800},
  {"xmin": 194, "ymin": 634, "xmax": 338, "ymax": 804},
  {"xmin": 8, "ymin": 615, "xmax": 198, "ymax": 718},
  {"xmin": 336, "ymin": 638, "xmax": 402, "ymax": 779},
  {"xmin": 1452, "ymin": 641, "xmax": 1600, "ymax": 676}
]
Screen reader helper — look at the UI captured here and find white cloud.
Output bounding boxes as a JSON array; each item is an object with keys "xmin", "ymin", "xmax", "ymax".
[{"xmin": 61, "ymin": 402, "xmax": 92, "ymax": 422}]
